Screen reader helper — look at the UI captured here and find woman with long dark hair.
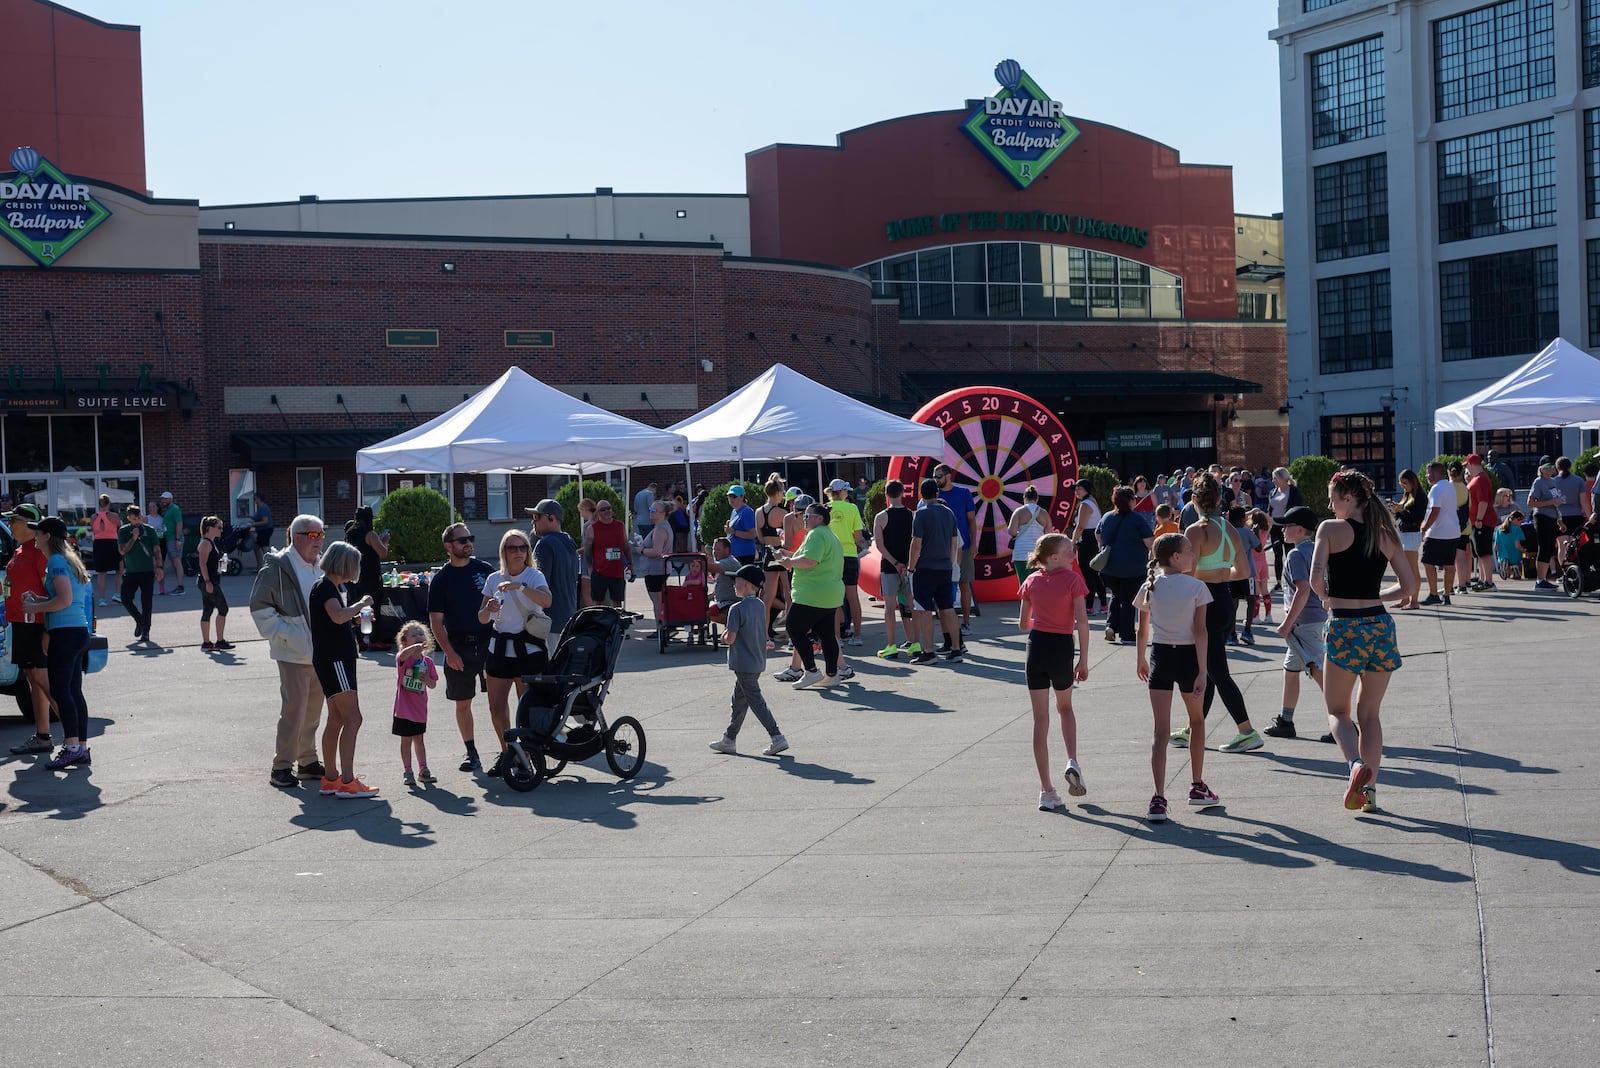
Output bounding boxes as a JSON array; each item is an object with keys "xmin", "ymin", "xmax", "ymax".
[
  {"xmin": 1068, "ymin": 480, "xmax": 1107, "ymax": 614},
  {"xmin": 344, "ymin": 505, "xmax": 389, "ymax": 648},
  {"xmin": 1095, "ymin": 485, "xmax": 1154, "ymax": 645},
  {"xmin": 1391, "ymin": 469, "xmax": 1426, "ymax": 610},
  {"xmin": 1313, "ymin": 468, "xmax": 1417, "ymax": 812},
  {"xmin": 1177, "ymin": 474, "xmax": 1264, "ymax": 754},
  {"xmin": 27, "ymin": 517, "xmax": 92, "ymax": 771}
]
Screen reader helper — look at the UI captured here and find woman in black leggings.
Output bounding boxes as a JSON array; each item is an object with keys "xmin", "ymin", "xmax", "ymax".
[{"xmin": 1178, "ymin": 474, "xmax": 1263, "ymax": 753}]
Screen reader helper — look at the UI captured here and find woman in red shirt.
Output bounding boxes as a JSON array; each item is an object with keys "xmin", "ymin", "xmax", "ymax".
[{"xmin": 90, "ymin": 494, "xmax": 121, "ymax": 607}]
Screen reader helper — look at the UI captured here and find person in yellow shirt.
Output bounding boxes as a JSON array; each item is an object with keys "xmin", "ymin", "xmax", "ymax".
[{"xmin": 826, "ymin": 479, "xmax": 867, "ymax": 649}]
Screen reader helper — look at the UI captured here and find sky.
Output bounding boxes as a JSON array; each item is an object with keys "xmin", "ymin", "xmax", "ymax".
[{"xmin": 81, "ymin": 0, "xmax": 1284, "ymax": 213}]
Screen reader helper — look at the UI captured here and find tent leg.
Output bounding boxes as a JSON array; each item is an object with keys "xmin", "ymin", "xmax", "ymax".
[
  {"xmin": 684, "ymin": 461, "xmax": 696, "ymax": 550},
  {"xmin": 817, "ymin": 459, "xmax": 824, "ymax": 497}
]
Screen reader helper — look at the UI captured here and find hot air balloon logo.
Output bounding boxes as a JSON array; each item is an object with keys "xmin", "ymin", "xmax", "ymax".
[
  {"xmin": 994, "ymin": 59, "xmax": 1022, "ymax": 91},
  {"xmin": 9, "ymin": 146, "xmax": 40, "ymax": 176}
]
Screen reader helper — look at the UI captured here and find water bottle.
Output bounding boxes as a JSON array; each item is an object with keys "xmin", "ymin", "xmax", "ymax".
[{"xmin": 359, "ymin": 605, "xmax": 373, "ymax": 635}]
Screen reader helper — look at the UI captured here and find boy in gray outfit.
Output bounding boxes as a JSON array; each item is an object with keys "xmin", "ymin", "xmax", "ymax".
[{"xmin": 708, "ymin": 565, "xmax": 788, "ymax": 756}]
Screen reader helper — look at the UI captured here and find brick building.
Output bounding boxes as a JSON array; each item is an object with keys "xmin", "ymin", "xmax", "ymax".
[{"xmin": 1, "ymin": 3, "xmax": 1284, "ymax": 541}]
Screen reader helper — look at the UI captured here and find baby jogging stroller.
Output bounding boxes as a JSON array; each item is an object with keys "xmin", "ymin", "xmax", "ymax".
[
  {"xmin": 501, "ymin": 605, "xmax": 647, "ymax": 791},
  {"xmin": 1561, "ymin": 524, "xmax": 1600, "ymax": 599},
  {"xmin": 218, "ymin": 523, "xmax": 257, "ymax": 576}
]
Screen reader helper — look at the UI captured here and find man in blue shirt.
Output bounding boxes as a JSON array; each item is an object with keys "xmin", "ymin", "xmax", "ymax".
[
  {"xmin": 723, "ymin": 485, "xmax": 758, "ymax": 562},
  {"xmin": 935, "ymin": 464, "xmax": 978, "ymax": 632}
]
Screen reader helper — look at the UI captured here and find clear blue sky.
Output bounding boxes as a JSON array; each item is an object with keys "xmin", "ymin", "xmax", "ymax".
[{"xmin": 84, "ymin": 0, "xmax": 1283, "ymax": 212}]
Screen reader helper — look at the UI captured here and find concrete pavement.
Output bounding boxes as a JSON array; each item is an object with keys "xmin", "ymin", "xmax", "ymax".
[{"xmin": 1, "ymin": 570, "xmax": 1596, "ymax": 1066}]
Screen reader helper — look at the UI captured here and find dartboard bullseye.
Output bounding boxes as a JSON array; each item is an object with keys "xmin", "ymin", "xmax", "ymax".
[{"xmin": 886, "ymin": 386, "xmax": 1079, "ymax": 601}]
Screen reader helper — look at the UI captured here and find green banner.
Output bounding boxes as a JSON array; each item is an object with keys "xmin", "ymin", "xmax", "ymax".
[{"xmin": 1106, "ymin": 428, "xmax": 1163, "ymax": 451}]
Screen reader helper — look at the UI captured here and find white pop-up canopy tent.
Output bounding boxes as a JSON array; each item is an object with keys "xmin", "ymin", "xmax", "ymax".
[
  {"xmin": 1435, "ymin": 337, "xmax": 1600, "ymax": 433},
  {"xmin": 668, "ymin": 363, "xmax": 944, "ymax": 466},
  {"xmin": 356, "ymin": 366, "xmax": 690, "ymax": 475}
]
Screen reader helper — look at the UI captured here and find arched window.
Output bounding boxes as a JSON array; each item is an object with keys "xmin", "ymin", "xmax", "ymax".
[{"xmin": 859, "ymin": 241, "xmax": 1183, "ymax": 321}]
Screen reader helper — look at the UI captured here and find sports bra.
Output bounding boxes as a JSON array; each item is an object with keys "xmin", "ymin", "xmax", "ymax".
[
  {"xmin": 1325, "ymin": 521, "xmax": 1387, "ymax": 600},
  {"xmin": 759, "ymin": 502, "xmax": 784, "ymax": 540},
  {"xmin": 1193, "ymin": 516, "xmax": 1236, "ymax": 572}
]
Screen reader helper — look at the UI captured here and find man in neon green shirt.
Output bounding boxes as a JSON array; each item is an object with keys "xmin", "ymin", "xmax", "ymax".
[{"xmin": 826, "ymin": 479, "xmax": 867, "ymax": 646}]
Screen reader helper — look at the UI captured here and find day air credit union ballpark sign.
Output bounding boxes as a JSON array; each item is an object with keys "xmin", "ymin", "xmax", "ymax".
[
  {"xmin": 962, "ymin": 60, "xmax": 1080, "ymax": 190},
  {"xmin": 0, "ymin": 147, "xmax": 112, "ymax": 267}
]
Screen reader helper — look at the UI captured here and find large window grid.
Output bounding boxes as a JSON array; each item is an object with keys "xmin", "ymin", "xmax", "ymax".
[
  {"xmin": 1317, "ymin": 270, "xmax": 1393, "ymax": 374},
  {"xmin": 1434, "ymin": 0, "xmax": 1554, "ymax": 122},
  {"xmin": 0, "ymin": 414, "xmax": 144, "ymax": 526},
  {"xmin": 1585, "ymin": 0, "xmax": 1600, "ymax": 88},
  {"xmin": 1305, "ymin": 0, "xmax": 1350, "ymax": 9},
  {"xmin": 1311, "ymin": 37, "xmax": 1385, "ymax": 148},
  {"xmin": 1440, "ymin": 246, "xmax": 1558, "ymax": 362},
  {"xmin": 1437, "ymin": 119, "xmax": 1555, "ymax": 242},
  {"xmin": 862, "ymin": 242, "xmax": 1183, "ymax": 320},
  {"xmin": 1587, "ymin": 110, "xmax": 1600, "ymax": 220},
  {"xmin": 1589, "ymin": 239, "xmax": 1600, "ymax": 347},
  {"xmin": 1314, "ymin": 153, "xmax": 1389, "ymax": 261},
  {"xmin": 1321, "ymin": 413, "xmax": 1394, "ymax": 493}
]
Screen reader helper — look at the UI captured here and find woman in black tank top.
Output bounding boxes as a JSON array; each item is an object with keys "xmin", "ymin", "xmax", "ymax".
[
  {"xmin": 759, "ymin": 480, "xmax": 790, "ymax": 641},
  {"xmin": 1312, "ymin": 469, "xmax": 1418, "ymax": 814}
]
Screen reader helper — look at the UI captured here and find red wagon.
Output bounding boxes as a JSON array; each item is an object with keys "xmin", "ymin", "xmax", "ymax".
[{"xmin": 657, "ymin": 551, "xmax": 721, "ymax": 653}]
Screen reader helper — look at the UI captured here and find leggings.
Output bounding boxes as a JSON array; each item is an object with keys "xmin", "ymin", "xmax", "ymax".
[
  {"xmin": 785, "ymin": 602, "xmax": 839, "ymax": 677},
  {"xmin": 1201, "ymin": 583, "xmax": 1250, "ymax": 727},
  {"xmin": 1270, "ymin": 522, "xmax": 1286, "ymax": 582},
  {"xmin": 47, "ymin": 625, "xmax": 90, "ymax": 740},
  {"xmin": 1076, "ymin": 532, "xmax": 1106, "ymax": 608}
]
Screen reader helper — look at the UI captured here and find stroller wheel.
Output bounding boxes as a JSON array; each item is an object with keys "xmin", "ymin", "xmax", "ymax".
[
  {"xmin": 1563, "ymin": 565, "xmax": 1583, "ymax": 599},
  {"xmin": 604, "ymin": 715, "xmax": 648, "ymax": 780},
  {"xmin": 503, "ymin": 744, "xmax": 545, "ymax": 792}
]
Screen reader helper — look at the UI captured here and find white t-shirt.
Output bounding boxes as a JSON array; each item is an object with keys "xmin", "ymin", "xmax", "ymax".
[
  {"xmin": 484, "ymin": 567, "xmax": 550, "ymax": 635},
  {"xmin": 1132, "ymin": 572, "xmax": 1213, "ymax": 645},
  {"xmin": 1425, "ymin": 480, "xmax": 1461, "ymax": 541}
]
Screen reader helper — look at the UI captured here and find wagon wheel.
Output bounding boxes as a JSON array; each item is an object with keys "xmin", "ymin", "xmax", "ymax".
[{"xmin": 604, "ymin": 716, "xmax": 647, "ymax": 779}]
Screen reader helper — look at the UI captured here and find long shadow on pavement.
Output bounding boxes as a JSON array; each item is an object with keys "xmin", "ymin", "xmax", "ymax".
[
  {"xmin": 1255, "ymin": 749, "xmax": 1498, "ymax": 796},
  {"xmin": 478, "ymin": 763, "xmax": 724, "ymax": 830},
  {"xmin": 1, "ymin": 761, "xmax": 103, "ymax": 820},
  {"xmin": 1368, "ymin": 813, "xmax": 1600, "ymax": 876}
]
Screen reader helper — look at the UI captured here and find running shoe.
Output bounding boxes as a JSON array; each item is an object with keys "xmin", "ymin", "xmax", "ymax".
[
  {"xmin": 201, "ymin": 641, "xmax": 215, "ymax": 652},
  {"xmin": 877, "ymin": 644, "xmax": 902, "ymax": 660},
  {"xmin": 97, "ymin": 598, "xmax": 107, "ymax": 607},
  {"xmin": 1440, "ymin": 595, "xmax": 1452, "ymax": 606},
  {"xmin": 960, "ymin": 623, "xmax": 971, "ymax": 636},
  {"xmin": 418, "ymin": 767, "xmax": 437, "ymax": 783},
  {"xmin": 1169, "ymin": 726, "xmax": 1191, "ymax": 748},
  {"xmin": 817, "ymin": 674, "xmax": 842, "ymax": 689},
  {"xmin": 1104, "ymin": 630, "xmax": 1119, "ymax": 644},
  {"xmin": 269, "ymin": 767, "xmax": 299, "ymax": 789},
  {"xmin": 844, "ymin": 636, "xmax": 863, "ymax": 647},
  {"xmin": 215, "ymin": 640, "xmax": 236, "ymax": 651},
  {"xmin": 9, "ymin": 734, "xmax": 53, "ymax": 755},
  {"xmin": 708, "ymin": 736, "xmax": 738, "ymax": 754},
  {"xmin": 901, "ymin": 642, "xmax": 922, "ymax": 657},
  {"xmin": 297, "ymin": 761, "xmax": 326, "ymax": 780},
  {"xmin": 761, "ymin": 735, "xmax": 789, "ymax": 756},
  {"xmin": 792, "ymin": 669, "xmax": 826, "ymax": 689},
  {"xmin": 1063, "ymin": 762, "xmax": 1086, "ymax": 797},
  {"xmin": 1534, "ymin": 580, "xmax": 1558, "ymax": 590},
  {"xmin": 1361, "ymin": 785, "xmax": 1378, "ymax": 813},
  {"xmin": 1226, "ymin": 633, "xmax": 1238, "ymax": 646},
  {"xmin": 402, "ymin": 769, "xmax": 417, "ymax": 787},
  {"xmin": 1419, "ymin": 594, "xmax": 1443, "ymax": 605},
  {"xmin": 458, "ymin": 753, "xmax": 482, "ymax": 773},
  {"xmin": 1147, "ymin": 795, "xmax": 1169, "ymax": 822},
  {"xmin": 1219, "ymin": 729, "xmax": 1264, "ymax": 753},
  {"xmin": 1039, "ymin": 789, "xmax": 1065, "ymax": 812},
  {"xmin": 910, "ymin": 651, "xmax": 936, "ymax": 664},
  {"xmin": 940, "ymin": 646, "xmax": 965, "ymax": 661},
  {"xmin": 1343, "ymin": 762, "xmax": 1373, "ymax": 810},
  {"xmin": 838, "ymin": 665, "xmax": 856, "ymax": 680},
  {"xmin": 1263, "ymin": 716, "xmax": 1296, "ymax": 739},
  {"xmin": 773, "ymin": 666, "xmax": 803, "ymax": 683},
  {"xmin": 1239, "ymin": 631, "xmax": 1255, "ymax": 646},
  {"xmin": 335, "ymin": 779, "xmax": 380, "ymax": 799},
  {"xmin": 46, "ymin": 745, "xmax": 87, "ymax": 771},
  {"xmin": 319, "ymin": 775, "xmax": 341, "ymax": 796},
  {"xmin": 1188, "ymin": 781, "xmax": 1221, "ymax": 807}
]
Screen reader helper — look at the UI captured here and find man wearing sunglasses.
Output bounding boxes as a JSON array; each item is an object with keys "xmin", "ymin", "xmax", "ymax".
[
  {"xmin": 427, "ymin": 522, "xmax": 495, "ymax": 772},
  {"xmin": 250, "ymin": 514, "xmax": 330, "ymax": 789},
  {"xmin": 582, "ymin": 500, "xmax": 629, "ymax": 609}
]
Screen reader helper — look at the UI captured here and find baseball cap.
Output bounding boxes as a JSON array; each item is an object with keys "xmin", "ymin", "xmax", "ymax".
[
  {"xmin": 827, "ymin": 478, "xmax": 850, "ymax": 492},
  {"xmin": 726, "ymin": 484, "xmax": 746, "ymax": 498},
  {"xmin": 160, "ymin": 491, "xmax": 173, "ymax": 500},
  {"xmin": 1280, "ymin": 506, "xmax": 1320, "ymax": 532},
  {"xmin": 1538, "ymin": 455, "xmax": 1555, "ymax": 467},
  {"xmin": 3, "ymin": 503, "xmax": 41, "ymax": 522},
  {"xmin": 524, "ymin": 498, "xmax": 564, "ymax": 520},
  {"xmin": 784, "ymin": 487, "xmax": 800, "ymax": 501},
  {"xmin": 734, "ymin": 563, "xmax": 765, "ymax": 587},
  {"xmin": 792, "ymin": 493, "xmax": 815, "ymax": 509},
  {"xmin": 27, "ymin": 515, "xmax": 69, "ymax": 538},
  {"xmin": 1465, "ymin": 452, "xmax": 1483, "ymax": 465}
]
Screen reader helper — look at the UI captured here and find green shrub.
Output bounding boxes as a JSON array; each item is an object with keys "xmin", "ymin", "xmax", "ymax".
[
  {"xmin": 1287, "ymin": 455, "xmax": 1341, "ymax": 517},
  {"xmin": 375, "ymin": 486, "xmax": 458, "ymax": 564},
  {"xmin": 863, "ymin": 479, "xmax": 887, "ymax": 528},
  {"xmin": 553, "ymin": 479, "xmax": 626, "ymax": 543},
  {"xmin": 1077, "ymin": 465, "xmax": 1117, "ymax": 512},
  {"xmin": 696, "ymin": 481, "xmax": 748, "ymax": 549},
  {"xmin": 1575, "ymin": 445, "xmax": 1599, "ymax": 477}
]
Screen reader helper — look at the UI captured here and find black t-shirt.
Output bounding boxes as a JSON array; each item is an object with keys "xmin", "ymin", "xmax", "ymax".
[
  {"xmin": 309, "ymin": 577, "xmax": 357, "ymax": 665},
  {"xmin": 880, "ymin": 507, "xmax": 913, "ymax": 564},
  {"xmin": 425, "ymin": 558, "xmax": 495, "ymax": 639}
]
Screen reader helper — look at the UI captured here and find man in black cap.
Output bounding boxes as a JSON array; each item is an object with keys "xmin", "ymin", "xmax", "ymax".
[{"xmin": 527, "ymin": 498, "xmax": 579, "ymax": 638}]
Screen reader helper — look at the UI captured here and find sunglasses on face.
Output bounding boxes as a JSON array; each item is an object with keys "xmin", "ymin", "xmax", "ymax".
[
  {"xmin": 295, "ymin": 529, "xmax": 325, "ymax": 540},
  {"xmin": 596, "ymin": 506, "xmax": 612, "ymax": 512},
  {"xmin": 451, "ymin": 535, "xmax": 476, "ymax": 545},
  {"xmin": 505, "ymin": 543, "xmax": 529, "ymax": 552}
]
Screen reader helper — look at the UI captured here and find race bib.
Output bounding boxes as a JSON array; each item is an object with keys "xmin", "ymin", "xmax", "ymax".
[{"xmin": 605, "ymin": 548, "xmax": 621, "ymax": 561}]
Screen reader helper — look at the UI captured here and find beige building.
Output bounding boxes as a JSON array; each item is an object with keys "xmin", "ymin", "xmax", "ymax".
[{"xmin": 1235, "ymin": 212, "xmax": 1286, "ymax": 322}]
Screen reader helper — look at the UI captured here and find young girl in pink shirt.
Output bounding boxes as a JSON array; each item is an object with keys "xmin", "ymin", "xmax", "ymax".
[
  {"xmin": 1017, "ymin": 533, "xmax": 1090, "ymax": 812},
  {"xmin": 392, "ymin": 620, "xmax": 439, "ymax": 786}
]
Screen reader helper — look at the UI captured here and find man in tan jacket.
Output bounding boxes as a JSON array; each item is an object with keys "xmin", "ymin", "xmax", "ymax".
[{"xmin": 251, "ymin": 513, "xmax": 326, "ymax": 789}]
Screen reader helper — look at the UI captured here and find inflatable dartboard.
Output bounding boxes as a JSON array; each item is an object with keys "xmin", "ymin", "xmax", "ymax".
[{"xmin": 885, "ymin": 387, "xmax": 1079, "ymax": 601}]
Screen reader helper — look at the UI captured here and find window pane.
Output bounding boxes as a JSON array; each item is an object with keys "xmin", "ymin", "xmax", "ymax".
[
  {"xmin": 987, "ymin": 243, "xmax": 1020, "ymax": 283},
  {"xmin": 99, "ymin": 476, "xmax": 140, "ymax": 514},
  {"xmin": 97, "ymin": 414, "xmax": 142, "ymax": 470},
  {"xmin": 1311, "ymin": 36, "xmax": 1385, "ymax": 148},
  {"xmin": 5, "ymin": 416, "xmax": 48, "ymax": 471},
  {"xmin": 1318, "ymin": 270, "xmax": 1393, "ymax": 373},
  {"xmin": 1437, "ymin": 119, "xmax": 1555, "ymax": 242},
  {"xmin": 954, "ymin": 283, "xmax": 988, "ymax": 317},
  {"xmin": 1314, "ymin": 153, "xmax": 1389, "ymax": 261},
  {"xmin": 1021, "ymin": 245, "xmax": 1050, "ymax": 284},
  {"xmin": 52, "ymin": 416, "xmax": 95, "ymax": 472},
  {"xmin": 487, "ymin": 473, "xmax": 510, "ymax": 521},
  {"xmin": 1440, "ymin": 246, "xmax": 1559, "ymax": 361},
  {"xmin": 988, "ymin": 284, "xmax": 1021, "ymax": 317},
  {"xmin": 1021, "ymin": 284, "xmax": 1053, "ymax": 318},
  {"xmin": 918, "ymin": 283, "xmax": 953, "ymax": 317},
  {"xmin": 361, "ymin": 473, "xmax": 386, "ymax": 510},
  {"xmin": 916, "ymin": 247, "xmax": 951, "ymax": 281},
  {"xmin": 951, "ymin": 245, "xmax": 987, "ymax": 283},
  {"xmin": 1434, "ymin": 0, "xmax": 1555, "ymax": 121},
  {"xmin": 54, "ymin": 475, "xmax": 96, "ymax": 526}
]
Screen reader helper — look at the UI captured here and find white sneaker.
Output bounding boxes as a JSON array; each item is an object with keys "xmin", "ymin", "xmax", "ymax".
[
  {"xmin": 708, "ymin": 736, "xmax": 737, "ymax": 754},
  {"xmin": 1039, "ymin": 789, "xmax": 1065, "ymax": 811},
  {"xmin": 761, "ymin": 735, "xmax": 789, "ymax": 756},
  {"xmin": 837, "ymin": 664, "xmax": 856, "ymax": 681},
  {"xmin": 1063, "ymin": 762, "xmax": 1087, "ymax": 797},
  {"xmin": 792, "ymin": 670, "xmax": 826, "ymax": 689},
  {"xmin": 773, "ymin": 666, "xmax": 803, "ymax": 683},
  {"xmin": 818, "ymin": 674, "xmax": 841, "ymax": 688}
]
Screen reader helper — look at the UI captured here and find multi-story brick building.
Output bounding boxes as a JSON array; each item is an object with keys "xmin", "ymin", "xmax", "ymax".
[{"xmin": 1, "ymin": 0, "xmax": 1284, "ymax": 543}]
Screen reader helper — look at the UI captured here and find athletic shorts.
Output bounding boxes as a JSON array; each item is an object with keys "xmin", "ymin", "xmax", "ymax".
[
  {"xmin": 957, "ymin": 549, "xmax": 975, "ymax": 584},
  {"xmin": 842, "ymin": 556, "xmax": 861, "ymax": 586},
  {"xmin": 1324, "ymin": 611, "xmax": 1400, "ymax": 676},
  {"xmin": 442, "ymin": 635, "xmax": 489, "ymax": 701},
  {"xmin": 92, "ymin": 539, "xmax": 119, "ymax": 573},
  {"xmin": 1421, "ymin": 537, "xmax": 1458, "ymax": 567},
  {"xmin": 10, "ymin": 620, "xmax": 45, "ymax": 669},
  {"xmin": 912, "ymin": 567, "xmax": 954, "ymax": 611},
  {"xmin": 1471, "ymin": 525, "xmax": 1494, "ymax": 557},
  {"xmin": 589, "ymin": 573, "xmax": 626, "ymax": 605},
  {"xmin": 1399, "ymin": 531, "xmax": 1422, "ymax": 553},
  {"xmin": 1282, "ymin": 621, "xmax": 1325, "ymax": 674},
  {"xmin": 392, "ymin": 716, "xmax": 426, "ymax": 737},
  {"xmin": 1025, "ymin": 630, "xmax": 1076, "ymax": 691},
  {"xmin": 315, "ymin": 656, "xmax": 358, "ymax": 698},
  {"xmin": 1456, "ymin": 533, "xmax": 1471, "ymax": 552},
  {"xmin": 644, "ymin": 574, "xmax": 666, "ymax": 593},
  {"xmin": 1147, "ymin": 642, "xmax": 1201, "ymax": 692},
  {"xmin": 879, "ymin": 567, "xmax": 907, "ymax": 605},
  {"xmin": 487, "ymin": 633, "xmax": 548, "ymax": 680}
]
